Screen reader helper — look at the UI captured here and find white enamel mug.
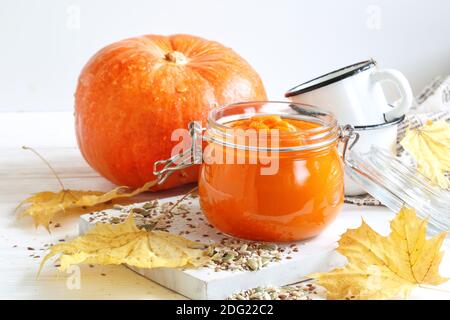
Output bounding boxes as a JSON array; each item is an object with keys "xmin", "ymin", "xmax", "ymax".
[{"xmin": 285, "ymin": 59, "xmax": 413, "ymax": 126}]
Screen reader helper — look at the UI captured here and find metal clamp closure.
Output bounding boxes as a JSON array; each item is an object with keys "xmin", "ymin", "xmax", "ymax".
[
  {"xmin": 339, "ymin": 124, "xmax": 359, "ymax": 162},
  {"xmin": 153, "ymin": 121, "xmax": 203, "ymax": 185}
]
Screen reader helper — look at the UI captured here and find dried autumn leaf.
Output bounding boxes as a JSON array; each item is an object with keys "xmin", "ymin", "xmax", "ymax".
[
  {"xmin": 310, "ymin": 207, "xmax": 448, "ymax": 300},
  {"xmin": 39, "ymin": 213, "xmax": 208, "ymax": 273},
  {"xmin": 401, "ymin": 120, "xmax": 450, "ymax": 189},
  {"xmin": 17, "ymin": 180, "xmax": 157, "ymax": 229}
]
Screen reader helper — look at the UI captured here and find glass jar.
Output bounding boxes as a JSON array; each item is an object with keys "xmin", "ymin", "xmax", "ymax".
[
  {"xmin": 199, "ymin": 102, "xmax": 345, "ymax": 241},
  {"xmin": 155, "ymin": 101, "xmax": 353, "ymax": 242}
]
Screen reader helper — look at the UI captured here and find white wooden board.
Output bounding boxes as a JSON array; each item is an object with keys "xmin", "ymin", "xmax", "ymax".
[{"xmin": 80, "ymin": 195, "xmax": 349, "ymax": 300}]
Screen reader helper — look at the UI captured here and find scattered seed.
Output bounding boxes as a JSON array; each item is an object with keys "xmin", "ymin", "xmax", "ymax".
[
  {"xmin": 260, "ymin": 244, "xmax": 278, "ymax": 251},
  {"xmin": 246, "ymin": 258, "xmax": 259, "ymax": 271},
  {"xmin": 111, "ymin": 217, "xmax": 121, "ymax": 224},
  {"xmin": 143, "ymin": 201, "xmax": 158, "ymax": 210},
  {"xmin": 140, "ymin": 210, "xmax": 151, "ymax": 217},
  {"xmin": 228, "ymin": 282, "xmax": 321, "ymax": 300},
  {"xmin": 222, "ymin": 253, "xmax": 235, "ymax": 263}
]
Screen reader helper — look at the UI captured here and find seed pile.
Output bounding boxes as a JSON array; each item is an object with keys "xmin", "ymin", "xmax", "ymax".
[
  {"xmin": 89, "ymin": 199, "xmax": 174, "ymax": 231},
  {"xmin": 85, "ymin": 194, "xmax": 300, "ymax": 273},
  {"xmin": 228, "ymin": 282, "xmax": 323, "ymax": 300},
  {"xmin": 206, "ymin": 240, "xmax": 284, "ymax": 272}
]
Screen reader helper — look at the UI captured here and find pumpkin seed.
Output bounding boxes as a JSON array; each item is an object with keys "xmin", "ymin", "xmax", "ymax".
[
  {"xmin": 143, "ymin": 201, "xmax": 158, "ymax": 210},
  {"xmin": 139, "ymin": 210, "xmax": 151, "ymax": 217},
  {"xmin": 211, "ymin": 252, "xmax": 223, "ymax": 262},
  {"xmin": 110, "ymin": 217, "xmax": 121, "ymax": 224},
  {"xmin": 140, "ymin": 222, "xmax": 156, "ymax": 231},
  {"xmin": 239, "ymin": 244, "xmax": 248, "ymax": 253},
  {"xmin": 222, "ymin": 252, "xmax": 235, "ymax": 263},
  {"xmin": 259, "ymin": 243, "xmax": 278, "ymax": 251},
  {"xmin": 246, "ymin": 258, "xmax": 259, "ymax": 271}
]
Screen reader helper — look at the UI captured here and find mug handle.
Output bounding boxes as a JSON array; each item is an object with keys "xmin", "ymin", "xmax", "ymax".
[{"xmin": 370, "ymin": 69, "xmax": 413, "ymax": 122}]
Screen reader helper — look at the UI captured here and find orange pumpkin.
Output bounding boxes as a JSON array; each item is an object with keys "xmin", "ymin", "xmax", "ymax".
[{"xmin": 75, "ymin": 34, "xmax": 267, "ymax": 189}]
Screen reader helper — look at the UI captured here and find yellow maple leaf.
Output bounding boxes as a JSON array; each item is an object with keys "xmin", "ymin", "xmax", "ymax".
[
  {"xmin": 17, "ymin": 180, "xmax": 157, "ymax": 229},
  {"xmin": 310, "ymin": 207, "xmax": 448, "ymax": 300},
  {"xmin": 401, "ymin": 120, "xmax": 450, "ymax": 189},
  {"xmin": 39, "ymin": 213, "xmax": 209, "ymax": 274}
]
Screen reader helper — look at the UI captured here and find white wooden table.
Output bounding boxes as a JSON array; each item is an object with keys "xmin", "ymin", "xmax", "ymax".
[{"xmin": 1, "ymin": 112, "xmax": 449, "ymax": 300}]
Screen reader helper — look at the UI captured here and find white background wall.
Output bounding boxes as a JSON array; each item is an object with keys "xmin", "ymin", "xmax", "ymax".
[{"xmin": 1, "ymin": 0, "xmax": 449, "ymax": 112}]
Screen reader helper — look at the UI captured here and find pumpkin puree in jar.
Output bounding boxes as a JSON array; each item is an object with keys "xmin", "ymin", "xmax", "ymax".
[{"xmin": 199, "ymin": 115, "xmax": 344, "ymax": 242}]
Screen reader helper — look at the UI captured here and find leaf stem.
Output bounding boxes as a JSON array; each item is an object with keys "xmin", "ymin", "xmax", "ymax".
[
  {"xmin": 167, "ymin": 186, "xmax": 198, "ymax": 214},
  {"xmin": 22, "ymin": 146, "xmax": 66, "ymax": 190},
  {"xmin": 152, "ymin": 185, "xmax": 198, "ymax": 230}
]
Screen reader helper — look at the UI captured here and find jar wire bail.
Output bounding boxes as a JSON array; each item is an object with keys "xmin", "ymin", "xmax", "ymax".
[
  {"xmin": 153, "ymin": 121, "xmax": 203, "ymax": 185},
  {"xmin": 339, "ymin": 124, "xmax": 359, "ymax": 162}
]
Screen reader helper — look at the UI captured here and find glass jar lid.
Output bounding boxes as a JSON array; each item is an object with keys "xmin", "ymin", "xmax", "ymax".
[{"xmin": 345, "ymin": 146, "xmax": 450, "ymax": 236}]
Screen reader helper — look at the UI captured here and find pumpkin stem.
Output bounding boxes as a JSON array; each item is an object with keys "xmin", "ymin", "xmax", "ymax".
[{"xmin": 164, "ymin": 51, "xmax": 188, "ymax": 65}]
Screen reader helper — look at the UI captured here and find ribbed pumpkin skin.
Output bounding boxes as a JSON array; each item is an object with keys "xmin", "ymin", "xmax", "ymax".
[{"xmin": 75, "ymin": 34, "xmax": 267, "ymax": 189}]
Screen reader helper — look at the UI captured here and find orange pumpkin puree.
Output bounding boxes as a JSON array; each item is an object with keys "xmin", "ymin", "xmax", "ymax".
[
  {"xmin": 198, "ymin": 115, "xmax": 344, "ymax": 242},
  {"xmin": 229, "ymin": 115, "xmax": 299, "ymax": 132}
]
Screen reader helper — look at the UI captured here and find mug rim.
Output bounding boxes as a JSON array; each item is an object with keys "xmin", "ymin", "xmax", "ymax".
[
  {"xmin": 353, "ymin": 114, "xmax": 405, "ymax": 131},
  {"xmin": 285, "ymin": 59, "xmax": 376, "ymax": 97}
]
